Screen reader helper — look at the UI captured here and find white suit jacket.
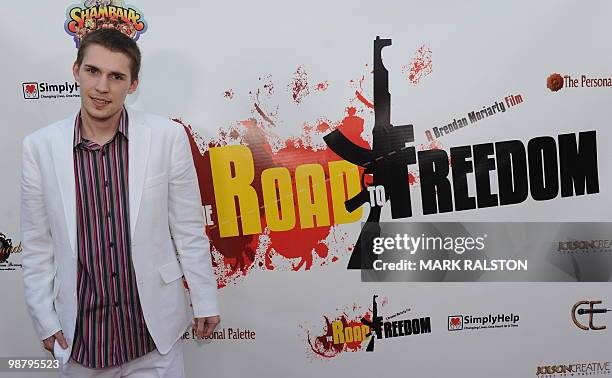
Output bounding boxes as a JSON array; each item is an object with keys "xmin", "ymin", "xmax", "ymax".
[{"xmin": 20, "ymin": 107, "xmax": 219, "ymax": 356}]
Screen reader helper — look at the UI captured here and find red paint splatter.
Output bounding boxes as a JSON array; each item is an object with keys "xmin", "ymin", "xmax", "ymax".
[
  {"xmin": 408, "ymin": 173, "xmax": 417, "ymax": 185},
  {"xmin": 314, "ymin": 81, "xmax": 329, "ymax": 91},
  {"xmin": 316, "ymin": 122, "xmax": 330, "ymax": 132},
  {"xmin": 355, "ymin": 90, "xmax": 374, "ymax": 109},
  {"xmin": 288, "ymin": 65, "xmax": 310, "ymax": 104},
  {"xmin": 421, "ymin": 139, "xmax": 444, "ymax": 151},
  {"xmin": 261, "ymin": 74, "xmax": 274, "ymax": 97},
  {"xmin": 174, "ymin": 106, "xmax": 366, "ymax": 288},
  {"xmin": 223, "ymin": 89, "xmax": 234, "ymax": 99},
  {"xmin": 337, "ymin": 107, "xmax": 369, "ymax": 150},
  {"xmin": 402, "ymin": 45, "xmax": 432, "ymax": 85},
  {"xmin": 254, "ymin": 103, "xmax": 276, "ymax": 126}
]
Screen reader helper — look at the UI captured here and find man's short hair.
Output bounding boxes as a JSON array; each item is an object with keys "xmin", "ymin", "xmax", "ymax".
[{"xmin": 75, "ymin": 28, "xmax": 141, "ymax": 82}]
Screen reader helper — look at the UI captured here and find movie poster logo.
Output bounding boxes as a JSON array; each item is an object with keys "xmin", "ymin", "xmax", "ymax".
[
  {"xmin": 300, "ymin": 295, "xmax": 431, "ymax": 359},
  {"xmin": 173, "ymin": 35, "xmax": 600, "ymax": 289},
  {"xmin": 64, "ymin": 0, "xmax": 148, "ymax": 47}
]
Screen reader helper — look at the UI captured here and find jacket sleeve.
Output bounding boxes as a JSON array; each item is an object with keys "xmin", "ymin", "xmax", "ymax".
[
  {"xmin": 20, "ymin": 136, "xmax": 62, "ymax": 340},
  {"xmin": 167, "ymin": 125, "xmax": 220, "ymax": 318}
]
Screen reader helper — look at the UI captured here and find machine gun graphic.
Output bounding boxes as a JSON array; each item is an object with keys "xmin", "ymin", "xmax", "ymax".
[
  {"xmin": 360, "ymin": 295, "xmax": 383, "ymax": 352},
  {"xmin": 324, "ymin": 36, "xmax": 416, "ymax": 269}
]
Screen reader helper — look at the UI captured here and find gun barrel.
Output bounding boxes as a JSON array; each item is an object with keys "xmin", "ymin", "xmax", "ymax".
[{"xmin": 373, "ymin": 37, "xmax": 392, "ymax": 130}]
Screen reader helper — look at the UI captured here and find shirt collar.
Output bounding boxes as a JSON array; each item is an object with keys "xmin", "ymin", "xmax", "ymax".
[{"xmin": 73, "ymin": 107, "xmax": 129, "ymax": 148}]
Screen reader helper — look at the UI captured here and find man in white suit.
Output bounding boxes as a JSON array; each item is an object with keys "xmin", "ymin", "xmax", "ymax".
[{"xmin": 21, "ymin": 28, "xmax": 220, "ymax": 377}]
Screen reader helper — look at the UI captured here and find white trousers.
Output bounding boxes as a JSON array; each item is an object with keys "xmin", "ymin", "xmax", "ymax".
[{"xmin": 59, "ymin": 340, "xmax": 185, "ymax": 378}]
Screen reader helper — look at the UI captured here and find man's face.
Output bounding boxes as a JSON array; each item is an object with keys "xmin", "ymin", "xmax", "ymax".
[{"xmin": 73, "ymin": 44, "xmax": 138, "ymax": 121}]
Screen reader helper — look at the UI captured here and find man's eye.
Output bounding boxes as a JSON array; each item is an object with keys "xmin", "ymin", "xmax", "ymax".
[
  {"xmin": 86, "ymin": 67, "xmax": 97, "ymax": 74},
  {"xmin": 113, "ymin": 75, "xmax": 124, "ymax": 80}
]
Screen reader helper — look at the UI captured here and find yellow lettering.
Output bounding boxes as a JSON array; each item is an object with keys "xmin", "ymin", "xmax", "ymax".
[
  {"xmin": 127, "ymin": 9, "xmax": 138, "ymax": 24},
  {"xmin": 116, "ymin": 8, "xmax": 126, "ymax": 22},
  {"xmin": 98, "ymin": 6, "xmax": 109, "ymax": 18},
  {"xmin": 70, "ymin": 8, "xmax": 83, "ymax": 24},
  {"xmin": 108, "ymin": 6, "xmax": 117, "ymax": 19},
  {"xmin": 295, "ymin": 164, "xmax": 330, "ymax": 228},
  {"xmin": 81, "ymin": 8, "xmax": 91, "ymax": 20},
  {"xmin": 209, "ymin": 146, "xmax": 261, "ymax": 237},
  {"xmin": 89, "ymin": 7, "xmax": 98, "ymax": 19},
  {"xmin": 361, "ymin": 325, "xmax": 370, "ymax": 339},
  {"xmin": 344, "ymin": 327, "xmax": 354, "ymax": 343},
  {"xmin": 261, "ymin": 168, "xmax": 295, "ymax": 232},
  {"xmin": 352, "ymin": 325, "xmax": 362, "ymax": 341},
  {"xmin": 328, "ymin": 161, "xmax": 362, "ymax": 224},
  {"xmin": 331, "ymin": 321, "xmax": 344, "ymax": 344}
]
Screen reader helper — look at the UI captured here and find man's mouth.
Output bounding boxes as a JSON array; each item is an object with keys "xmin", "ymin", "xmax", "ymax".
[{"xmin": 90, "ymin": 96, "xmax": 111, "ymax": 107}]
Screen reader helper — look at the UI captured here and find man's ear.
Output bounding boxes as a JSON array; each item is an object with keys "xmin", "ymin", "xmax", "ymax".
[
  {"xmin": 128, "ymin": 78, "xmax": 139, "ymax": 94},
  {"xmin": 72, "ymin": 62, "xmax": 80, "ymax": 83}
]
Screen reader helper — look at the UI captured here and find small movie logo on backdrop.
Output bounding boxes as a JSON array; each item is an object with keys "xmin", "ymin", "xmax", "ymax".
[
  {"xmin": 300, "ymin": 295, "xmax": 431, "ymax": 360},
  {"xmin": 64, "ymin": 0, "xmax": 148, "ymax": 48}
]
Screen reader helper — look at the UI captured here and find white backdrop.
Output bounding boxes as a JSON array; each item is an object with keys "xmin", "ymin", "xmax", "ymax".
[{"xmin": 1, "ymin": 1, "xmax": 612, "ymax": 377}]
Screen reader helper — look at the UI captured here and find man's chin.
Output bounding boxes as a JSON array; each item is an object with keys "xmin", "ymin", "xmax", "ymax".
[{"xmin": 82, "ymin": 105, "xmax": 120, "ymax": 122}]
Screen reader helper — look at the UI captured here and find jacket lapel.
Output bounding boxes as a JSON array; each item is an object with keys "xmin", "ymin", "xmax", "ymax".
[
  {"xmin": 127, "ymin": 108, "xmax": 151, "ymax": 240},
  {"xmin": 52, "ymin": 114, "xmax": 78, "ymax": 257}
]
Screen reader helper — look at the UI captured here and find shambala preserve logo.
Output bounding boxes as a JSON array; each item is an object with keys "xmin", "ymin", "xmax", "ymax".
[{"xmin": 64, "ymin": 0, "xmax": 148, "ymax": 47}]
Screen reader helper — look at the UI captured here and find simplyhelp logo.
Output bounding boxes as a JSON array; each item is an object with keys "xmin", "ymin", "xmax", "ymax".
[{"xmin": 22, "ymin": 82, "xmax": 80, "ymax": 100}]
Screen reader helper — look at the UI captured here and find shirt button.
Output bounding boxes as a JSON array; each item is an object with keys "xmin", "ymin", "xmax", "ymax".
[
  {"xmin": 111, "ymin": 272, "xmax": 117, "ymax": 278},
  {"xmin": 104, "ymin": 181, "xmax": 109, "ymax": 187},
  {"xmin": 109, "ymin": 242, "xmax": 115, "ymax": 248},
  {"xmin": 114, "ymin": 302, "xmax": 119, "ymax": 307},
  {"xmin": 107, "ymin": 213, "xmax": 112, "ymax": 218}
]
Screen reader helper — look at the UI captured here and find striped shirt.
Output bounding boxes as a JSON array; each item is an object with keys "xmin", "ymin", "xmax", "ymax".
[{"xmin": 71, "ymin": 108, "xmax": 155, "ymax": 368}]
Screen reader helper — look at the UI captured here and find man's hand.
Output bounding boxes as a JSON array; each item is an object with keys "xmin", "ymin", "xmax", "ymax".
[
  {"xmin": 42, "ymin": 331, "xmax": 68, "ymax": 357},
  {"xmin": 192, "ymin": 316, "xmax": 221, "ymax": 339}
]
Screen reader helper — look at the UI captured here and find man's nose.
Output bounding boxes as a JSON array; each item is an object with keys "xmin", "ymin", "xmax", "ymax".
[{"xmin": 95, "ymin": 76, "xmax": 110, "ymax": 93}]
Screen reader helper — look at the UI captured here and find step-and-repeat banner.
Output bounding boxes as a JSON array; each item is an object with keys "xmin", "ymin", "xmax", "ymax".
[{"xmin": 1, "ymin": 1, "xmax": 612, "ymax": 377}]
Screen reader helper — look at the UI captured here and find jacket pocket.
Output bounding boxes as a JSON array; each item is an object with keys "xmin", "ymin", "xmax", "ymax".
[{"xmin": 158, "ymin": 259, "xmax": 183, "ymax": 284}]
